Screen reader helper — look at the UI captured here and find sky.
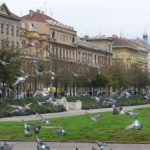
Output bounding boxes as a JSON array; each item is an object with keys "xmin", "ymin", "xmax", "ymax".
[{"xmin": 2, "ymin": 0, "xmax": 150, "ymax": 38}]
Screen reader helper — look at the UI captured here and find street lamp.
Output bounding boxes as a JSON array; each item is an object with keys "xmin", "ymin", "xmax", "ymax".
[
  {"xmin": 23, "ymin": 43, "xmax": 42, "ymax": 94},
  {"xmin": 46, "ymin": 46, "xmax": 55, "ymax": 96}
]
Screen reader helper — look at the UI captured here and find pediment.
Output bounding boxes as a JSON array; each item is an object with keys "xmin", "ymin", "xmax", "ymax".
[{"xmin": 0, "ymin": 3, "xmax": 11, "ymax": 16}]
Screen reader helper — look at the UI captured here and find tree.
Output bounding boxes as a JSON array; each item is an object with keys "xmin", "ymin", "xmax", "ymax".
[
  {"xmin": 92, "ymin": 74, "xmax": 110, "ymax": 88},
  {"xmin": 110, "ymin": 63, "xmax": 130, "ymax": 91},
  {"xmin": 0, "ymin": 46, "xmax": 21, "ymax": 99},
  {"xmin": 128, "ymin": 63, "xmax": 150, "ymax": 94}
]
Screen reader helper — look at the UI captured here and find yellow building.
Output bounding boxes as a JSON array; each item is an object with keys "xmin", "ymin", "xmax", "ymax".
[{"xmin": 111, "ymin": 36, "xmax": 148, "ymax": 69}]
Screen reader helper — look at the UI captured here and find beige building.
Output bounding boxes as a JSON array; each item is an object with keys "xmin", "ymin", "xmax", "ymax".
[
  {"xmin": 0, "ymin": 3, "xmax": 20, "ymax": 49},
  {"xmin": 77, "ymin": 36, "xmax": 112, "ymax": 69},
  {"xmin": 21, "ymin": 10, "xmax": 77, "ymax": 62},
  {"xmin": 20, "ymin": 10, "xmax": 113, "ymax": 95}
]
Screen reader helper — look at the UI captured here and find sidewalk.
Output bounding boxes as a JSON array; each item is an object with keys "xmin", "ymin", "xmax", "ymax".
[
  {"xmin": 7, "ymin": 141, "xmax": 150, "ymax": 150},
  {"xmin": 0, "ymin": 104, "xmax": 150, "ymax": 122}
]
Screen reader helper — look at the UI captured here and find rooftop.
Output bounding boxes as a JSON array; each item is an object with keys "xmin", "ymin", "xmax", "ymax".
[{"xmin": 21, "ymin": 10, "xmax": 57, "ymax": 23}]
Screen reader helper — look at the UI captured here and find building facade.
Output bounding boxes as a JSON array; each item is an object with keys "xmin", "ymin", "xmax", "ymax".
[
  {"xmin": 77, "ymin": 36, "xmax": 112, "ymax": 70},
  {"xmin": 111, "ymin": 36, "xmax": 148, "ymax": 69},
  {"xmin": 20, "ymin": 10, "xmax": 113, "ymax": 95},
  {"xmin": 0, "ymin": 3, "xmax": 20, "ymax": 49}
]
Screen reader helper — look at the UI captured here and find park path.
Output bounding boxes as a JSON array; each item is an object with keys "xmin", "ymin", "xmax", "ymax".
[{"xmin": 0, "ymin": 104, "xmax": 150, "ymax": 121}]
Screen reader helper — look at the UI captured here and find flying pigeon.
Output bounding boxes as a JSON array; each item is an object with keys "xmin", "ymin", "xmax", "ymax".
[
  {"xmin": 34, "ymin": 90, "xmax": 49, "ymax": 99},
  {"xmin": 13, "ymin": 75, "xmax": 28, "ymax": 86},
  {"xmin": 37, "ymin": 101, "xmax": 47, "ymax": 106},
  {"xmin": 0, "ymin": 59, "xmax": 10, "ymax": 65},
  {"xmin": 45, "ymin": 97, "xmax": 58, "ymax": 106},
  {"xmin": 85, "ymin": 111, "xmax": 101, "ymax": 122},
  {"xmin": 8, "ymin": 103, "xmax": 32, "ymax": 113}
]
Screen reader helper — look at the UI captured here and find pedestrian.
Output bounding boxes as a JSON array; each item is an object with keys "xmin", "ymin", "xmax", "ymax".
[
  {"xmin": 119, "ymin": 107, "xmax": 125, "ymax": 114},
  {"xmin": 112, "ymin": 105, "xmax": 118, "ymax": 115}
]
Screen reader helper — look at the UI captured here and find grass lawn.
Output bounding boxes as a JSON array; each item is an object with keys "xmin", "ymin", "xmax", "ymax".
[{"xmin": 0, "ymin": 107, "xmax": 150, "ymax": 143}]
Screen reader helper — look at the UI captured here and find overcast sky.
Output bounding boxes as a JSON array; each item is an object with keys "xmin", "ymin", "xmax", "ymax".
[{"xmin": 3, "ymin": 0, "xmax": 150, "ymax": 38}]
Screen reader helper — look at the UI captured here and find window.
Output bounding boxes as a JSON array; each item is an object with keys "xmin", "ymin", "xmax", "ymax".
[
  {"xmin": 16, "ymin": 27, "xmax": 19, "ymax": 37},
  {"xmin": 1, "ymin": 23, "xmax": 4, "ymax": 33},
  {"xmin": 16, "ymin": 42, "xmax": 19, "ymax": 49},
  {"xmin": 6, "ymin": 24, "xmax": 9, "ymax": 35},
  {"xmin": 72, "ymin": 37, "xmax": 75, "ymax": 43},
  {"xmin": 52, "ymin": 32, "xmax": 55, "ymax": 39},
  {"xmin": 11, "ymin": 41, "xmax": 14, "ymax": 48},
  {"xmin": 1, "ymin": 40, "xmax": 3, "ymax": 48},
  {"xmin": 109, "ymin": 44, "xmax": 111, "ymax": 52},
  {"xmin": 114, "ymin": 52, "xmax": 120, "ymax": 59},
  {"xmin": 11, "ymin": 26, "xmax": 14, "ymax": 36}
]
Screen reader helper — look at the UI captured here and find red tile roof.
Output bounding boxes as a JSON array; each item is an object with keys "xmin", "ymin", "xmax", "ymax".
[
  {"xmin": 21, "ymin": 11, "xmax": 58, "ymax": 23},
  {"xmin": 111, "ymin": 36, "xmax": 137, "ymax": 49}
]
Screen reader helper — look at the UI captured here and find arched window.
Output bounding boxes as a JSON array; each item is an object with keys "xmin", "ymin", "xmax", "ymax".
[
  {"xmin": 72, "ymin": 37, "xmax": 75, "ymax": 43},
  {"xmin": 52, "ymin": 32, "xmax": 55, "ymax": 39}
]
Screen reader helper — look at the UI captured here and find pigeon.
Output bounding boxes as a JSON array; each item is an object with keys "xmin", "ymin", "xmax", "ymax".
[
  {"xmin": 37, "ymin": 101, "xmax": 46, "ymax": 106},
  {"xmin": 125, "ymin": 119, "xmax": 142, "ymax": 130},
  {"xmin": 8, "ymin": 103, "xmax": 32, "ymax": 113},
  {"xmin": 13, "ymin": 75, "xmax": 28, "ymax": 86},
  {"xmin": 75, "ymin": 146, "xmax": 79, "ymax": 150},
  {"xmin": 90, "ymin": 114, "xmax": 101, "ymax": 122},
  {"xmin": 34, "ymin": 90, "xmax": 49, "ymax": 99},
  {"xmin": 46, "ymin": 97, "xmax": 57, "ymax": 106},
  {"xmin": 55, "ymin": 126, "xmax": 66, "ymax": 135},
  {"xmin": 0, "ymin": 59, "xmax": 10, "ymax": 65},
  {"xmin": 36, "ymin": 112, "xmax": 51, "ymax": 126},
  {"xmin": 94, "ymin": 96, "xmax": 101, "ymax": 103},
  {"xmin": 24, "ymin": 128, "xmax": 32, "ymax": 137},
  {"xmin": 85, "ymin": 111, "xmax": 101, "ymax": 122},
  {"xmin": 49, "ymin": 71, "xmax": 55, "ymax": 76},
  {"xmin": 0, "ymin": 141, "xmax": 14, "ymax": 150},
  {"xmin": 96, "ymin": 140, "xmax": 107, "ymax": 150},
  {"xmin": 91, "ymin": 147, "xmax": 97, "ymax": 150},
  {"xmin": 125, "ymin": 111, "xmax": 138, "ymax": 119},
  {"xmin": 23, "ymin": 120, "xmax": 41, "ymax": 136},
  {"xmin": 36, "ymin": 136, "xmax": 51, "ymax": 150},
  {"xmin": 36, "ymin": 67, "xmax": 44, "ymax": 76}
]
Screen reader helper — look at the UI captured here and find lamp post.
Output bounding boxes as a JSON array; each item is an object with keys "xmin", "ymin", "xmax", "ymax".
[
  {"xmin": 46, "ymin": 44, "xmax": 55, "ymax": 97},
  {"xmin": 23, "ymin": 43, "xmax": 41, "ymax": 94}
]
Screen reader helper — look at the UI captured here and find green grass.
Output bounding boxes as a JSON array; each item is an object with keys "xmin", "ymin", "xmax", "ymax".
[{"xmin": 1, "ymin": 107, "xmax": 150, "ymax": 143}]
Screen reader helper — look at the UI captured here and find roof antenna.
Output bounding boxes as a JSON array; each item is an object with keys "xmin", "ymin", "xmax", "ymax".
[
  {"xmin": 20, "ymin": 11, "xmax": 22, "ymax": 17},
  {"xmin": 49, "ymin": 8, "xmax": 53, "ymax": 17},
  {"xmin": 44, "ymin": 0, "xmax": 47, "ymax": 14}
]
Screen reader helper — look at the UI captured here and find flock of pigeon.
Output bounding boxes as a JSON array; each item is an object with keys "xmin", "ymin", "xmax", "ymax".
[{"xmin": 0, "ymin": 59, "xmax": 143, "ymax": 150}]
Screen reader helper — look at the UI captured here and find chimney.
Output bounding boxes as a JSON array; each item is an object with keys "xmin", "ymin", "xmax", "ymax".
[
  {"xmin": 143, "ymin": 33, "xmax": 148, "ymax": 41},
  {"xmin": 29, "ymin": 10, "xmax": 34, "ymax": 16},
  {"xmin": 36, "ymin": 9, "xmax": 40, "ymax": 13},
  {"xmin": 41, "ymin": 11, "xmax": 44, "ymax": 14}
]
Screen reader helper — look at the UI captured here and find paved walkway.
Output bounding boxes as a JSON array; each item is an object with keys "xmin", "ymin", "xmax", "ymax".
[
  {"xmin": 0, "ymin": 104, "xmax": 150, "ymax": 121},
  {"xmin": 4, "ymin": 141, "xmax": 150, "ymax": 150}
]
